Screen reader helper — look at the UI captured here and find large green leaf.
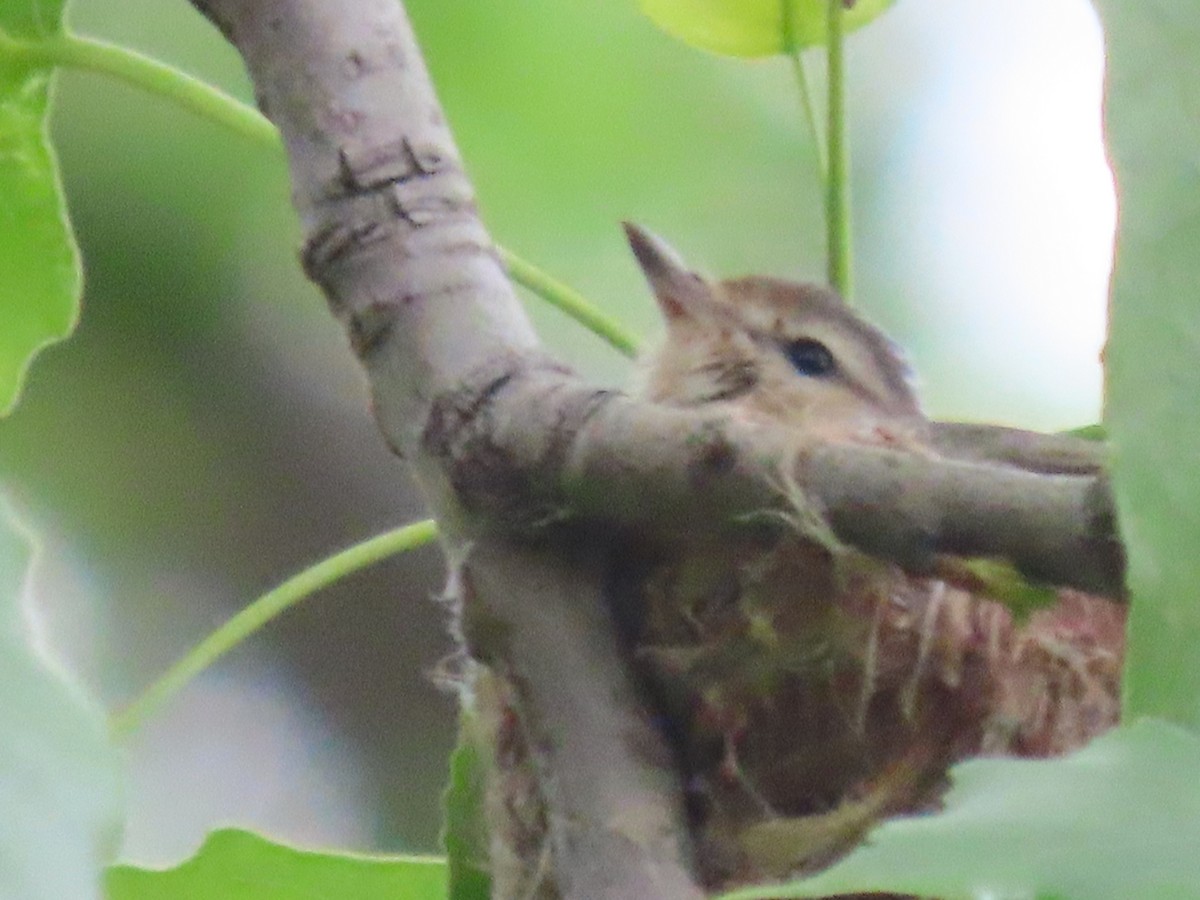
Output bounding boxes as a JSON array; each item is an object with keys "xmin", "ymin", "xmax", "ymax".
[
  {"xmin": 637, "ymin": 0, "xmax": 895, "ymax": 58},
  {"xmin": 105, "ymin": 829, "xmax": 449, "ymax": 899},
  {"xmin": 0, "ymin": 502, "xmax": 122, "ymax": 899},
  {"xmin": 1093, "ymin": 1, "xmax": 1200, "ymax": 728},
  {"xmin": 721, "ymin": 720, "xmax": 1200, "ymax": 900},
  {"xmin": 0, "ymin": 0, "xmax": 81, "ymax": 416}
]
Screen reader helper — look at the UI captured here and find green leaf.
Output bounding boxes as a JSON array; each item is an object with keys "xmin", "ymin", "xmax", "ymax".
[
  {"xmin": 1065, "ymin": 423, "xmax": 1104, "ymax": 441},
  {"xmin": 0, "ymin": 0, "xmax": 68, "ymax": 37},
  {"xmin": 637, "ymin": 0, "xmax": 895, "ymax": 58},
  {"xmin": 0, "ymin": 501, "xmax": 123, "ymax": 899},
  {"xmin": 442, "ymin": 720, "xmax": 491, "ymax": 900},
  {"xmin": 1092, "ymin": 1, "xmax": 1200, "ymax": 729},
  {"xmin": 720, "ymin": 720, "xmax": 1200, "ymax": 900},
  {"xmin": 0, "ymin": 0, "xmax": 82, "ymax": 417},
  {"xmin": 105, "ymin": 829, "xmax": 449, "ymax": 900},
  {"xmin": 955, "ymin": 557, "xmax": 1057, "ymax": 622}
]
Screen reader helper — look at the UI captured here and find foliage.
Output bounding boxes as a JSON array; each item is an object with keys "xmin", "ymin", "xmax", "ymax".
[
  {"xmin": 0, "ymin": 503, "xmax": 122, "ymax": 899},
  {"xmin": 1094, "ymin": 0, "xmax": 1200, "ymax": 729},
  {"xmin": 442, "ymin": 726, "xmax": 491, "ymax": 900},
  {"xmin": 105, "ymin": 829, "xmax": 447, "ymax": 900},
  {"xmin": 0, "ymin": 0, "xmax": 80, "ymax": 415},
  {"xmin": 637, "ymin": 0, "xmax": 894, "ymax": 57},
  {"xmin": 723, "ymin": 720, "xmax": 1200, "ymax": 899}
]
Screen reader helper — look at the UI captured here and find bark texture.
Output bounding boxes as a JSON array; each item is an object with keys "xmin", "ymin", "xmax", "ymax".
[
  {"xmin": 185, "ymin": 1, "xmax": 1125, "ymax": 897},
  {"xmin": 425, "ymin": 370, "xmax": 1123, "ymax": 596},
  {"xmin": 186, "ymin": 2, "xmax": 701, "ymax": 896}
]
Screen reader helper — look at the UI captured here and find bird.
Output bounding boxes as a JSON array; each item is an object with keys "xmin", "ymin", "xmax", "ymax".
[{"xmin": 619, "ymin": 223, "xmax": 1125, "ymax": 891}]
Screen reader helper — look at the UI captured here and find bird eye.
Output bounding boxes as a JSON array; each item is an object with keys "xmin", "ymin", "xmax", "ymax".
[{"xmin": 783, "ymin": 338, "xmax": 836, "ymax": 377}]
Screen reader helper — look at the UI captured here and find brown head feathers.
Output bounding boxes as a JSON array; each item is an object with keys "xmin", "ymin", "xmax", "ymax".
[{"xmin": 624, "ymin": 223, "xmax": 922, "ymax": 438}]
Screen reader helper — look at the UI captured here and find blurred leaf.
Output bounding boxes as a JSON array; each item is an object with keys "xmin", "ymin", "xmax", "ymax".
[
  {"xmin": 1, "ymin": 0, "xmax": 70, "ymax": 36},
  {"xmin": 1093, "ymin": 1, "xmax": 1200, "ymax": 729},
  {"xmin": 954, "ymin": 557, "xmax": 1057, "ymax": 621},
  {"xmin": 105, "ymin": 829, "xmax": 448, "ymax": 900},
  {"xmin": 0, "ymin": 0, "xmax": 82, "ymax": 416},
  {"xmin": 637, "ymin": 0, "xmax": 895, "ymax": 58},
  {"xmin": 1065, "ymin": 423, "xmax": 1104, "ymax": 441},
  {"xmin": 442, "ymin": 723, "xmax": 491, "ymax": 900},
  {"xmin": 0, "ymin": 501, "xmax": 123, "ymax": 899},
  {"xmin": 722, "ymin": 720, "xmax": 1200, "ymax": 900}
]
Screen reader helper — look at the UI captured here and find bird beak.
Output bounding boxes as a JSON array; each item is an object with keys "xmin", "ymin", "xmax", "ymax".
[{"xmin": 622, "ymin": 222, "xmax": 710, "ymax": 322}]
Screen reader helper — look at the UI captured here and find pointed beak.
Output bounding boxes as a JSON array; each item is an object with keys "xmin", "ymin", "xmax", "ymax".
[
  {"xmin": 622, "ymin": 221, "xmax": 690, "ymax": 285},
  {"xmin": 622, "ymin": 222, "xmax": 708, "ymax": 321}
]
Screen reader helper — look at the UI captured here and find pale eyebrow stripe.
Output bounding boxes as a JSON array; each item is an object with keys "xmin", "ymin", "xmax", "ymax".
[{"xmin": 749, "ymin": 322, "xmax": 919, "ymax": 417}]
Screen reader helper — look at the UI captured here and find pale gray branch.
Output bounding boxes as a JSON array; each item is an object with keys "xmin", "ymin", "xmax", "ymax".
[
  {"xmin": 186, "ymin": 1, "xmax": 702, "ymax": 897},
  {"xmin": 460, "ymin": 540, "xmax": 703, "ymax": 900},
  {"xmin": 927, "ymin": 422, "xmax": 1105, "ymax": 475},
  {"xmin": 426, "ymin": 366, "xmax": 1124, "ymax": 598}
]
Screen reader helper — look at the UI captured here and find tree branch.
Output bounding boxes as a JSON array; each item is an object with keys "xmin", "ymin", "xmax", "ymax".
[
  {"xmin": 927, "ymin": 421, "xmax": 1105, "ymax": 475},
  {"xmin": 185, "ymin": 1, "xmax": 701, "ymax": 896},
  {"xmin": 426, "ymin": 366, "xmax": 1124, "ymax": 598},
  {"xmin": 459, "ymin": 539, "xmax": 703, "ymax": 899}
]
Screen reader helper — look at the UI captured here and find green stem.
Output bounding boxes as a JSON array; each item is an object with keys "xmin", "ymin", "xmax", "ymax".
[
  {"xmin": 1, "ymin": 31, "xmax": 638, "ymax": 356},
  {"xmin": 109, "ymin": 519, "xmax": 439, "ymax": 739},
  {"xmin": 0, "ymin": 32, "xmax": 278, "ymax": 148},
  {"xmin": 781, "ymin": 1, "xmax": 828, "ymax": 182},
  {"xmin": 500, "ymin": 247, "xmax": 640, "ymax": 357},
  {"xmin": 792, "ymin": 52, "xmax": 828, "ymax": 183},
  {"xmin": 825, "ymin": 0, "xmax": 853, "ymax": 300}
]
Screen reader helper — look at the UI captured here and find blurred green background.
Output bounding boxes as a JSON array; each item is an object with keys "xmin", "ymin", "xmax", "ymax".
[{"xmin": 0, "ymin": 0, "xmax": 1113, "ymax": 865}]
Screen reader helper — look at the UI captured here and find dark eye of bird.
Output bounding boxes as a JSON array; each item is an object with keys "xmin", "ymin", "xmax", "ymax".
[{"xmin": 783, "ymin": 338, "xmax": 836, "ymax": 377}]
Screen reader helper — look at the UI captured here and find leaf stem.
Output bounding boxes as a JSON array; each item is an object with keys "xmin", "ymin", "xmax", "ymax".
[
  {"xmin": 781, "ymin": 1, "xmax": 828, "ymax": 182},
  {"xmin": 825, "ymin": 0, "xmax": 854, "ymax": 299},
  {"xmin": 0, "ymin": 32, "xmax": 638, "ymax": 356},
  {"xmin": 109, "ymin": 519, "xmax": 439, "ymax": 739},
  {"xmin": 500, "ymin": 247, "xmax": 640, "ymax": 357},
  {"xmin": 0, "ymin": 32, "xmax": 278, "ymax": 147}
]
